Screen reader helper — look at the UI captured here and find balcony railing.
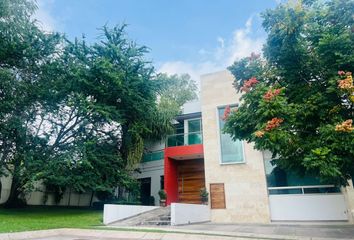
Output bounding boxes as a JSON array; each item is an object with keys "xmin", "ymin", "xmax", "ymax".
[
  {"xmin": 166, "ymin": 131, "xmax": 203, "ymax": 147},
  {"xmin": 142, "ymin": 150, "xmax": 164, "ymax": 162},
  {"xmin": 267, "ymin": 185, "xmax": 340, "ymax": 195}
]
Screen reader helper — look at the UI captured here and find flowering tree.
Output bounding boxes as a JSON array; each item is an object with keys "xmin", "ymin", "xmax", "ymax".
[{"xmin": 225, "ymin": 0, "xmax": 354, "ymax": 185}]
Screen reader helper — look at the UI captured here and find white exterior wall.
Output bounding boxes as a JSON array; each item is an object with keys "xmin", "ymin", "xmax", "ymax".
[
  {"xmin": 103, "ymin": 204, "xmax": 158, "ymax": 225},
  {"xmin": 171, "ymin": 203, "xmax": 210, "ymax": 225},
  {"xmin": 269, "ymin": 194, "xmax": 348, "ymax": 221},
  {"xmin": 135, "ymin": 140, "xmax": 165, "ymax": 205},
  {"xmin": 134, "ymin": 160, "xmax": 164, "ymax": 205},
  {"xmin": 200, "ymin": 70, "xmax": 271, "ymax": 223},
  {"xmin": 0, "ymin": 175, "xmax": 96, "ymax": 206},
  {"xmin": 182, "ymin": 100, "xmax": 201, "ymax": 114}
]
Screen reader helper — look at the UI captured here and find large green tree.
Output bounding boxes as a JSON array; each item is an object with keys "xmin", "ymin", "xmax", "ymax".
[
  {"xmin": 225, "ymin": 0, "xmax": 354, "ymax": 185},
  {"xmin": 0, "ymin": 0, "xmax": 186, "ymax": 206},
  {"xmin": 0, "ymin": 0, "xmax": 62, "ymax": 206}
]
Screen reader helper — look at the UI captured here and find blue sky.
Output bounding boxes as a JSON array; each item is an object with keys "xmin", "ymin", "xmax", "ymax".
[{"xmin": 35, "ymin": 0, "xmax": 279, "ymax": 81}]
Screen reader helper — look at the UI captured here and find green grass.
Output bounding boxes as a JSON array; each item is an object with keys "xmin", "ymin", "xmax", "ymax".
[{"xmin": 0, "ymin": 206, "xmax": 103, "ymax": 233}]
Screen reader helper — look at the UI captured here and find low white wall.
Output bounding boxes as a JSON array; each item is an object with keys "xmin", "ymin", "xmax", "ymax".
[
  {"xmin": 171, "ymin": 203, "xmax": 210, "ymax": 226},
  {"xmin": 0, "ymin": 175, "xmax": 96, "ymax": 206},
  {"xmin": 269, "ymin": 194, "xmax": 348, "ymax": 221},
  {"xmin": 103, "ymin": 204, "xmax": 159, "ymax": 225}
]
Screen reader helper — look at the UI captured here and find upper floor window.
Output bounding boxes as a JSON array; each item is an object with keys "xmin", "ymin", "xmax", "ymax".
[
  {"xmin": 217, "ymin": 105, "xmax": 244, "ymax": 164},
  {"xmin": 187, "ymin": 118, "xmax": 202, "ymax": 145}
]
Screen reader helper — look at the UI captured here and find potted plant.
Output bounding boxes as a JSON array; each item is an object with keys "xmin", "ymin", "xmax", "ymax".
[
  {"xmin": 200, "ymin": 187, "xmax": 209, "ymax": 205},
  {"xmin": 158, "ymin": 189, "xmax": 167, "ymax": 207}
]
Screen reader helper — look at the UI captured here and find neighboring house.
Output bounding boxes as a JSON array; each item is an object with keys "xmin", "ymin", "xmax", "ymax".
[{"xmin": 135, "ymin": 70, "xmax": 354, "ymax": 223}]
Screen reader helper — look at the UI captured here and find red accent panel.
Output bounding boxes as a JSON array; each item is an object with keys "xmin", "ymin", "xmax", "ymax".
[
  {"xmin": 165, "ymin": 144, "xmax": 204, "ymax": 159},
  {"xmin": 164, "ymin": 144, "xmax": 204, "ymax": 205},
  {"xmin": 164, "ymin": 156, "xmax": 178, "ymax": 205}
]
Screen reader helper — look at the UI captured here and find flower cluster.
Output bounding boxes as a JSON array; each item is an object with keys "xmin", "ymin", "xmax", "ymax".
[
  {"xmin": 255, "ymin": 130, "xmax": 265, "ymax": 138},
  {"xmin": 263, "ymin": 88, "xmax": 282, "ymax": 101},
  {"xmin": 255, "ymin": 117, "xmax": 284, "ymax": 138},
  {"xmin": 335, "ymin": 119, "xmax": 353, "ymax": 132},
  {"xmin": 337, "ymin": 71, "xmax": 353, "ymax": 103},
  {"xmin": 338, "ymin": 73, "xmax": 353, "ymax": 89},
  {"xmin": 265, "ymin": 118, "xmax": 284, "ymax": 131},
  {"xmin": 222, "ymin": 105, "xmax": 231, "ymax": 121},
  {"xmin": 241, "ymin": 77, "xmax": 259, "ymax": 92},
  {"xmin": 338, "ymin": 71, "xmax": 353, "ymax": 90}
]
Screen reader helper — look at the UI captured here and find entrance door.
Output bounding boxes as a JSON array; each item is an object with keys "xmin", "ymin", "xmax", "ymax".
[
  {"xmin": 177, "ymin": 159, "xmax": 205, "ymax": 204},
  {"xmin": 139, "ymin": 177, "xmax": 151, "ymax": 206}
]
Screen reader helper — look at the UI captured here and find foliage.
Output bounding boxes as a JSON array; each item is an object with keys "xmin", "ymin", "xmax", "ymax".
[
  {"xmin": 158, "ymin": 189, "xmax": 167, "ymax": 200},
  {"xmin": 0, "ymin": 0, "xmax": 181, "ymax": 206},
  {"xmin": 199, "ymin": 187, "xmax": 209, "ymax": 202},
  {"xmin": 226, "ymin": 0, "xmax": 354, "ymax": 185},
  {"xmin": 147, "ymin": 73, "xmax": 198, "ymax": 140}
]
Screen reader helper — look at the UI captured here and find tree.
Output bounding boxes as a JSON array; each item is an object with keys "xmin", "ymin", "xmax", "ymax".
[
  {"xmin": 225, "ymin": 0, "xmax": 354, "ymax": 185},
  {"xmin": 147, "ymin": 73, "xmax": 198, "ymax": 139},
  {"xmin": 0, "ymin": 0, "xmax": 62, "ymax": 206},
  {"xmin": 0, "ymin": 0, "xmax": 178, "ymax": 206}
]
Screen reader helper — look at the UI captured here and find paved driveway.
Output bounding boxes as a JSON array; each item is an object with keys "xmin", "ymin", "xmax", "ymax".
[{"xmin": 171, "ymin": 222, "xmax": 354, "ymax": 239}]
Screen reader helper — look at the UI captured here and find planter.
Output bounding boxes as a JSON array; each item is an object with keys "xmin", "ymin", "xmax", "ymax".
[{"xmin": 159, "ymin": 199, "xmax": 166, "ymax": 207}]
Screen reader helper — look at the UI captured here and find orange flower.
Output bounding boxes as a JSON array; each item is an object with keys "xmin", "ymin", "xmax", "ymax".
[
  {"xmin": 337, "ymin": 72, "xmax": 353, "ymax": 90},
  {"xmin": 263, "ymin": 88, "xmax": 282, "ymax": 101},
  {"xmin": 222, "ymin": 105, "xmax": 231, "ymax": 121},
  {"xmin": 241, "ymin": 77, "xmax": 259, "ymax": 92},
  {"xmin": 335, "ymin": 119, "xmax": 353, "ymax": 132},
  {"xmin": 265, "ymin": 118, "xmax": 284, "ymax": 131},
  {"xmin": 255, "ymin": 130, "xmax": 265, "ymax": 138}
]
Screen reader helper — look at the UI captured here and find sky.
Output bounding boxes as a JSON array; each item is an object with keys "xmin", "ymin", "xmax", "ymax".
[{"xmin": 34, "ymin": 0, "xmax": 279, "ymax": 83}]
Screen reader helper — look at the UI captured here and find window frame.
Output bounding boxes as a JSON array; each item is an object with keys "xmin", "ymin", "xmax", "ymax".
[
  {"xmin": 186, "ymin": 118, "xmax": 202, "ymax": 133},
  {"xmin": 216, "ymin": 104, "xmax": 246, "ymax": 165}
]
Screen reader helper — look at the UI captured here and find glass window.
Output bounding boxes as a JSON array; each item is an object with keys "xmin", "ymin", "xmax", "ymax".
[
  {"xmin": 188, "ymin": 119, "xmax": 201, "ymax": 132},
  {"xmin": 167, "ymin": 123, "xmax": 184, "ymax": 146},
  {"xmin": 142, "ymin": 150, "xmax": 164, "ymax": 162},
  {"xmin": 264, "ymin": 159, "xmax": 340, "ymax": 194},
  {"xmin": 188, "ymin": 119, "xmax": 202, "ymax": 145},
  {"xmin": 218, "ymin": 106, "xmax": 244, "ymax": 163}
]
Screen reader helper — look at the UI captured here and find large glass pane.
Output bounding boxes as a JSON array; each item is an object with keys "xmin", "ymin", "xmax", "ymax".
[
  {"xmin": 264, "ymin": 159, "xmax": 322, "ymax": 187},
  {"xmin": 188, "ymin": 119, "xmax": 201, "ymax": 132},
  {"xmin": 188, "ymin": 132, "xmax": 202, "ymax": 145},
  {"xmin": 218, "ymin": 106, "xmax": 244, "ymax": 163},
  {"xmin": 188, "ymin": 119, "xmax": 202, "ymax": 144},
  {"xmin": 264, "ymin": 158, "xmax": 340, "ymax": 194},
  {"xmin": 167, "ymin": 134, "xmax": 184, "ymax": 146},
  {"xmin": 142, "ymin": 150, "xmax": 164, "ymax": 162}
]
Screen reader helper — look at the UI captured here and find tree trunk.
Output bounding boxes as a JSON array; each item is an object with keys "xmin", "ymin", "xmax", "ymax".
[
  {"xmin": 89, "ymin": 191, "xmax": 95, "ymax": 207},
  {"xmin": 67, "ymin": 187, "xmax": 72, "ymax": 206},
  {"xmin": 2, "ymin": 165, "xmax": 24, "ymax": 208}
]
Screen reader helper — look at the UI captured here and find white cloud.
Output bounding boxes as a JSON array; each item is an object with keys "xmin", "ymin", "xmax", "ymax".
[
  {"xmin": 158, "ymin": 15, "xmax": 266, "ymax": 85},
  {"xmin": 159, "ymin": 61, "xmax": 221, "ymax": 89},
  {"xmin": 227, "ymin": 15, "xmax": 264, "ymax": 65},
  {"xmin": 33, "ymin": 0, "xmax": 58, "ymax": 32}
]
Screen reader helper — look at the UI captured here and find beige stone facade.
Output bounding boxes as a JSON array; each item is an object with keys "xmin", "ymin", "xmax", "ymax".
[{"xmin": 200, "ymin": 70, "xmax": 271, "ymax": 223}]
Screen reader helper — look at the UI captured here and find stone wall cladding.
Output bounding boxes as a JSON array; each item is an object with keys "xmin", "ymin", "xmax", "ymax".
[{"xmin": 200, "ymin": 70, "xmax": 271, "ymax": 223}]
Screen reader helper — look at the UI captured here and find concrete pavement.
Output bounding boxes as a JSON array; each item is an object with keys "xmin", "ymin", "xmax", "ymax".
[
  {"xmin": 0, "ymin": 222, "xmax": 354, "ymax": 240},
  {"xmin": 171, "ymin": 222, "xmax": 354, "ymax": 239}
]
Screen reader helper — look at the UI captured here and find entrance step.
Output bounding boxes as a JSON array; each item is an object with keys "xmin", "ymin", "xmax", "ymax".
[{"xmin": 109, "ymin": 206, "xmax": 171, "ymax": 226}]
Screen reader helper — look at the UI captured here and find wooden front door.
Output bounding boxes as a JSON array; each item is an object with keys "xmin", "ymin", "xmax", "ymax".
[{"xmin": 177, "ymin": 159, "xmax": 205, "ymax": 204}]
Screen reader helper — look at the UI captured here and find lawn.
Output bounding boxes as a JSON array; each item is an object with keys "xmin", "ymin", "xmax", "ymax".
[{"xmin": 0, "ymin": 206, "xmax": 103, "ymax": 233}]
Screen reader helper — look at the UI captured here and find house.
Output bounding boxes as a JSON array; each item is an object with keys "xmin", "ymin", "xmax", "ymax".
[{"xmin": 135, "ymin": 70, "xmax": 354, "ymax": 223}]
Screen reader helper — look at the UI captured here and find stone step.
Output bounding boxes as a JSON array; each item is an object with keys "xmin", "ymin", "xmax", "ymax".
[
  {"xmin": 141, "ymin": 220, "xmax": 171, "ymax": 226},
  {"xmin": 109, "ymin": 206, "xmax": 171, "ymax": 226}
]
